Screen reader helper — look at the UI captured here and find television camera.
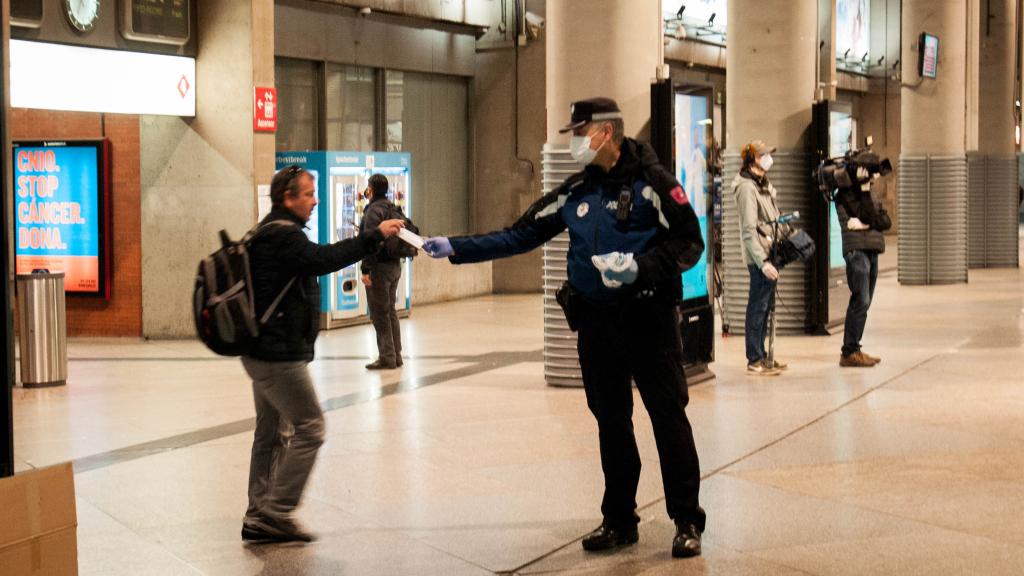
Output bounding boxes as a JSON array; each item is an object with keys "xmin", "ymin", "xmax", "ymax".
[{"xmin": 813, "ymin": 137, "xmax": 893, "ymax": 201}]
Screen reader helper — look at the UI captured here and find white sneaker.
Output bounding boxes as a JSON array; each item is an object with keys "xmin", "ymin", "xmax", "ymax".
[{"xmin": 746, "ymin": 360, "xmax": 781, "ymax": 376}]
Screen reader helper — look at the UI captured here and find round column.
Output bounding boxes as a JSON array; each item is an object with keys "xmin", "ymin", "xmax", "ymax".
[
  {"xmin": 899, "ymin": 0, "xmax": 970, "ymax": 284},
  {"xmin": 545, "ymin": 0, "xmax": 662, "ymax": 144},
  {"xmin": 969, "ymin": 0, "xmax": 1019, "ymax": 268},
  {"xmin": 722, "ymin": 0, "xmax": 817, "ymax": 335},
  {"xmin": 542, "ymin": 0, "xmax": 663, "ymax": 386}
]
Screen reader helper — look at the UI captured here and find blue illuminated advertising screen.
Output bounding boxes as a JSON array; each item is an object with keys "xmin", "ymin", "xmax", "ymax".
[
  {"xmin": 13, "ymin": 141, "xmax": 110, "ymax": 296},
  {"xmin": 674, "ymin": 93, "xmax": 710, "ymax": 301},
  {"xmin": 829, "ymin": 111, "xmax": 855, "ymax": 270}
]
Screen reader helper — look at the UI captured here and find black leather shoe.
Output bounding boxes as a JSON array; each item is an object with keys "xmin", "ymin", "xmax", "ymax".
[
  {"xmin": 365, "ymin": 359, "xmax": 398, "ymax": 370},
  {"xmin": 246, "ymin": 516, "xmax": 316, "ymax": 543},
  {"xmin": 581, "ymin": 524, "xmax": 639, "ymax": 552},
  {"xmin": 241, "ymin": 523, "xmax": 286, "ymax": 544},
  {"xmin": 672, "ymin": 523, "xmax": 702, "ymax": 558}
]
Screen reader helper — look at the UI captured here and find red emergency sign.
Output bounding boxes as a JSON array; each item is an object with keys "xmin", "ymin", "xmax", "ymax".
[{"xmin": 254, "ymin": 87, "xmax": 277, "ymax": 132}]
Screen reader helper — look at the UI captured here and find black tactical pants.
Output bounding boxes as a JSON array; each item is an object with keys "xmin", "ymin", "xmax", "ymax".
[{"xmin": 575, "ymin": 296, "xmax": 706, "ymax": 531}]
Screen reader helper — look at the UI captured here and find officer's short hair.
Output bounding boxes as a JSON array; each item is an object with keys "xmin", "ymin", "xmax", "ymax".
[
  {"xmin": 587, "ymin": 120, "xmax": 624, "ymax": 147},
  {"xmin": 270, "ymin": 165, "xmax": 309, "ymax": 207},
  {"xmin": 368, "ymin": 173, "xmax": 389, "ymax": 198},
  {"xmin": 607, "ymin": 119, "xmax": 625, "ymax": 146}
]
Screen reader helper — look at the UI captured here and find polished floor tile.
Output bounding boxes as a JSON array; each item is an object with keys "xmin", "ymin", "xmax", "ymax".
[{"xmin": 8, "ymin": 242, "xmax": 1024, "ymax": 574}]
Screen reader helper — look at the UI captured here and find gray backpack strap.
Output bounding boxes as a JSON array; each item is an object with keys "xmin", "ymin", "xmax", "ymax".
[
  {"xmin": 260, "ymin": 277, "xmax": 296, "ymax": 325},
  {"xmin": 249, "ymin": 218, "xmax": 301, "ymax": 325}
]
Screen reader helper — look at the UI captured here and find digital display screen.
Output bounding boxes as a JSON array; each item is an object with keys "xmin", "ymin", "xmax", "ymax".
[
  {"xmin": 829, "ymin": 111, "xmax": 855, "ymax": 270},
  {"xmin": 11, "ymin": 0, "xmax": 43, "ymax": 21},
  {"xmin": 675, "ymin": 93, "xmax": 710, "ymax": 301},
  {"xmin": 123, "ymin": 0, "xmax": 190, "ymax": 45},
  {"xmin": 920, "ymin": 33, "xmax": 939, "ymax": 78},
  {"xmin": 13, "ymin": 141, "xmax": 109, "ymax": 296}
]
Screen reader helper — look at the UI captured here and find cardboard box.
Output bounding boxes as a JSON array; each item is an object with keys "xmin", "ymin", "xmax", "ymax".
[{"xmin": 0, "ymin": 463, "xmax": 78, "ymax": 575}]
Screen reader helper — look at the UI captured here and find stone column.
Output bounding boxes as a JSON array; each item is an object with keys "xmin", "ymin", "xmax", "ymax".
[
  {"xmin": 545, "ymin": 0, "xmax": 663, "ymax": 143},
  {"xmin": 542, "ymin": 0, "xmax": 663, "ymax": 386},
  {"xmin": 899, "ymin": 0, "xmax": 970, "ymax": 284},
  {"xmin": 969, "ymin": 0, "xmax": 1019, "ymax": 268},
  {"xmin": 722, "ymin": 0, "xmax": 818, "ymax": 334},
  {"xmin": 140, "ymin": 0, "xmax": 276, "ymax": 337}
]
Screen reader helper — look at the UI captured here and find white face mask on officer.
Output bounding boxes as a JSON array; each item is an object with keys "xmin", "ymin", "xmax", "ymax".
[
  {"xmin": 570, "ymin": 125, "xmax": 608, "ymax": 165},
  {"xmin": 758, "ymin": 153, "xmax": 774, "ymax": 172}
]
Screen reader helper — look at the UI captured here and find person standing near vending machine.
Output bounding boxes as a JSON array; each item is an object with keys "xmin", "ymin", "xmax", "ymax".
[{"xmin": 360, "ymin": 174, "xmax": 405, "ymax": 370}]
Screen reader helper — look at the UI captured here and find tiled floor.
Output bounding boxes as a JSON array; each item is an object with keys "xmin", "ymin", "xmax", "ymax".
[{"xmin": 10, "ymin": 246, "xmax": 1024, "ymax": 575}]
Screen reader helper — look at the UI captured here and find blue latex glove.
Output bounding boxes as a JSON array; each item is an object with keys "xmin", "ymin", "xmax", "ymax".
[
  {"xmin": 591, "ymin": 252, "xmax": 639, "ymax": 287},
  {"xmin": 422, "ymin": 237, "xmax": 454, "ymax": 258}
]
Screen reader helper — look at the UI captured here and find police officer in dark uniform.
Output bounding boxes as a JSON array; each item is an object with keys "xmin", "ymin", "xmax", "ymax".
[{"xmin": 422, "ymin": 98, "xmax": 707, "ymax": 558}]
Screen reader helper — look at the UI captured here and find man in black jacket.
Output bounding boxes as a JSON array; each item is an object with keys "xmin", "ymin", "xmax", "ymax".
[
  {"xmin": 360, "ymin": 174, "xmax": 404, "ymax": 370},
  {"xmin": 241, "ymin": 165, "xmax": 403, "ymax": 543},
  {"xmin": 422, "ymin": 98, "xmax": 707, "ymax": 559},
  {"xmin": 835, "ymin": 171, "xmax": 885, "ymax": 368}
]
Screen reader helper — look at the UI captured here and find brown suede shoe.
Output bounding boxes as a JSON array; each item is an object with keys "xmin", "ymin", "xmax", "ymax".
[
  {"xmin": 861, "ymin": 351, "xmax": 881, "ymax": 364},
  {"xmin": 840, "ymin": 351, "xmax": 876, "ymax": 368}
]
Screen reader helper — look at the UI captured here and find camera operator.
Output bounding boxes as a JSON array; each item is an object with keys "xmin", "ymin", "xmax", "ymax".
[{"xmin": 834, "ymin": 167, "xmax": 889, "ymax": 368}]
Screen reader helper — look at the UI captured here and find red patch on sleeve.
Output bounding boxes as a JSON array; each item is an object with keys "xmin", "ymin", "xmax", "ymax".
[{"xmin": 670, "ymin": 186, "xmax": 689, "ymax": 206}]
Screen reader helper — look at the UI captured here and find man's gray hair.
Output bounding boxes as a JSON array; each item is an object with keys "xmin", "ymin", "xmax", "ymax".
[{"xmin": 587, "ymin": 119, "xmax": 625, "ymax": 146}]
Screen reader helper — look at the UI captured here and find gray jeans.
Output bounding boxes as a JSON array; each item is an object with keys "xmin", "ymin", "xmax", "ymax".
[
  {"xmin": 241, "ymin": 357, "xmax": 325, "ymax": 522},
  {"xmin": 366, "ymin": 262, "xmax": 403, "ymax": 363}
]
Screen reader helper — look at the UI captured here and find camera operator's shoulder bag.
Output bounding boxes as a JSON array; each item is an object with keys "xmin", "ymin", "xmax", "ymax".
[{"xmin": 775, "ymin": 228, "xmax": 816, "ymax": 267}]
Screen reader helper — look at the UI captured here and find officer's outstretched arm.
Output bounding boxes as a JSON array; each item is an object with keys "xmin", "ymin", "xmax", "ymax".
[
  {"xmin": 634, "ymin": 182, "xmax": 705, "ymax": 289},
  {"xmin": 447, "ymin": 188, "xmax": 568, "ymax": 264}
]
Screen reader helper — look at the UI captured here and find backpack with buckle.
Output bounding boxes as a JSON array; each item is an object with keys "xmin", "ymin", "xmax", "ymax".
[{"xmin": 193, "ymin": 220, "xmax": 297, "ymax": 356}]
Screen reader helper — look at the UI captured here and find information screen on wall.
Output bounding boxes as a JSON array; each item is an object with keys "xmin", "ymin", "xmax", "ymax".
[
  {"xmin": 674, "ymin": 93, "xmax": 711, "ymax": 302},
  {"xmin": 122, "ymin": 0, "xmax": 191, "ymax": 45},
  {"xmin": 12, "ymin": 141, "xmax": 110, "ymax": 297},
  {"xmin": 919, "ymin": 33, "xmax": 939, "ymax": 78}
]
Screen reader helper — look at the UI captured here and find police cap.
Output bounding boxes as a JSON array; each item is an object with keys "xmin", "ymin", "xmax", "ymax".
[{"xmin": 558, "ymin": 97, "xmax": 623, "ymax": 133}]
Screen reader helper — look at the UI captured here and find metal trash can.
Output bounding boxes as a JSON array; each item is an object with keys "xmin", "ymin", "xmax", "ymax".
[{"xmin": 16, "ymin": 270, "xmax": 68, "ymax": 388}]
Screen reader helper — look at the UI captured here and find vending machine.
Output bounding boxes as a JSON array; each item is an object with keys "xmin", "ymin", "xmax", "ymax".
[{"xmin": 274, "ymin": 151, "xmax": 413, "ymax": 329}]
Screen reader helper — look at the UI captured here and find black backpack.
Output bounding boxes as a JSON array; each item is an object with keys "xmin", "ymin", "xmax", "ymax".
[
  {"xmin": 383, "ymin": 204, "xmax": 420, "ymax": 259},
  {"xmin": 193, "ymin": 220, "xmax": 296, "ymax": 356}
]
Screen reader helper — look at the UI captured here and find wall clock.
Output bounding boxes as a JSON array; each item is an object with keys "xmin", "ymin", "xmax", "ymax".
[{"xmin": 66, "ymin": 0, "xmax": 100, "ymax": 32}]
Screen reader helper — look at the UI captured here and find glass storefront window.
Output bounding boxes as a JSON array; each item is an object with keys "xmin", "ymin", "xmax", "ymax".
[
  {"xmin": 385, "ymin": 70, "xmax": 470, "ymax": 236},
  {"xmin": 326, "ymin": 64, "xmax": 376, "ymax": 151},
  {"xmin": 837, "ymin": 0, "xmax": 870, "ymax": 72},
  {"xmin": 275, "ymin": 58, "xmax": 318, "ymax": 151},
  {"xmin": 663, "ymin": 0, "xmax": 727, "ymax": 45}
]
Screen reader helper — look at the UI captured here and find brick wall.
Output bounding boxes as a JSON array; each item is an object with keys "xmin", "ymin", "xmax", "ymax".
[{"xmin": 11, "ymin": 109, "xmax": 142, "ymax": 337}]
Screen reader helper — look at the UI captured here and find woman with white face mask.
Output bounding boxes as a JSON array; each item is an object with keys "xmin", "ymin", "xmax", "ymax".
[{"xmin": 732, "ymin": 139, "xmax": 787, "ymax": 376}]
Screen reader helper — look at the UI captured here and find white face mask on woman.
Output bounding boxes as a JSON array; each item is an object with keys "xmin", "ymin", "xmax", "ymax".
[{"xmin": 758, "ymin": 153, "xmax": 774, "ymax": 172}]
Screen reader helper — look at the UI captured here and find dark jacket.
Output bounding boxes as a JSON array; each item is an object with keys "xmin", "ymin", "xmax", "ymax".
[
  {"xmin": 248, "ymin": 207, "xmax": 384, "ymax": 362},
  {"xmin": 359, "ymin": 196, "xmax": 401, "ymax": 274},
  {"xmin": 448, "ymin": 138, "xmax": 704, "ymax": 304},
  {"xmin": 835, "ymin": 186, "xmax": 886, "ymax": 254}
]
